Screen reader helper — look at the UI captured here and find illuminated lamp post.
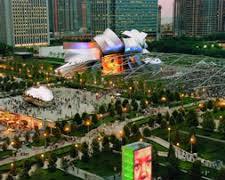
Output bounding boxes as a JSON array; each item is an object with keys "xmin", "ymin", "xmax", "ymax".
[
  {"xmin": 161, "ymin": 96, "xmax": 167, "ymax": 103},
  {"xmin": 168, "ymin": 127, "xmax": 171, "ymax": 143},
  {"xmin": 129, "ymin": 86, "xmax": 132, "ymax": 98},
  {"xmin": 43, "ymin": 132, "xmax": 48, "ymax": 147},
  {"xmin": 85, "ymin": 119, "xmax": 91, "ymax": 135},
  {"xmin": 190, "ymin": 135, "xmax": 196, "ymax": 154}
]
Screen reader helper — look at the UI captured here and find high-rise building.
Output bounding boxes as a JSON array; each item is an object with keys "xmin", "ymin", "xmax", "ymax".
[
  {"xmin": 90, "ymin": 0, "xmax": 113, "ymax": 35},
  {"xmin": 48, "ymin": 0, "xmax": 90, "ymax": 37},
  {"xmin": 158, "ymin": 5, "xmax": 162, "ymax": 37},
  {"xmin": 174, "ymin": 0, "xmax": 224, "ymax": 36},
  {"xmin": 218, "ymin": 0, "xmax": 225, "ymax": 32},
  {"xmin": 0, "ymin": 0, "xmax": 49, "ymax": 47},
  {"xmin": 90, "ymin": 0, "xmax": 158, "ymax": 37}
]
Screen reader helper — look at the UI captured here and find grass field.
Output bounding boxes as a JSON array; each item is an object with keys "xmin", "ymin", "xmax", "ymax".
[{"xmin": 30, "ymin": 169, "xmax": 82, "ymax": 180}]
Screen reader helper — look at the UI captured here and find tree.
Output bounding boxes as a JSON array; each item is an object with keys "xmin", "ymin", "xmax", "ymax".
[
  {"xmin": 70, "ymin": 146, "xmax": 78, "ymax": 158},
  {"xmin": 91, "ymin": 138, "xmax": 100, "ymax": 157},
  {"xmin": 99, "ymin": 105, "xmax": 106, "ymax": 114},
  {"xmin": 218, "ymin": 118, "xmax": 225, "ymax": 138},
  {"xmin": 186, "ymin": 109, "xmax": 199, "ymax": 127},
  {"xmin": 107, "ymin": 103, "xmax": 115, "ymax": 117},
  {"xmin": 122, "ymin": 99, "xmax": 129, "ymax": 107},
  {"xmin": 165, "ymin": 111, "xmax": 170, "ymax": 122},
  {"xmin": 148, "ymin": 117, "xmax": 155, "ymax": 127},
  {"xmin": 156, "ymin": 113, "xmax": 163, "ymax": 124},
  {"xmin": 32, "ymin": 132, "xmax": 40, "ymax": 144},
  {"xmin": 202, "ymin": 112, "xmax": 215, "ymax": 132},
  {"xmin": 2, "ymin": 143, "xmax": 8, "ymax": 151},
  {"xmin": 92, "ymin": 114, "xmax": 98, "ymax": 125},
  {"xmin": 74, "ymin": 113, "xmax": 82, "ymax": 125},
  {"xmin": 206, "ymin": 100, "xmax": 214, "ymax": 110},
  {"xmin": 167, "ymin": 145, "xmax": 179, "ymax": 179},
  {"xmin": 35, "ymin": 155, "xmax": 44, "ymax": 168},
  {"xmin": 216, "ymin": 168, "xmax": 225, "ymax": 180},
  {"xmin": 61, "ymin": 157, "xmax": 69, "ymax": 174},
  {"xmin": 48, "ymin": 153, "xmax": 57, "ymax": 172},
  {"xmin": 81, "ymin": 142, "xmax": 89, "ymax": 162},
  {"xmin": 81, "ymin": 150, "xmax": 89, "ymax": 162},
  {"xmin": 52, "ymin": 127, "xmax": 61, "ymax": 139},
  {"xmin": 173, "ymin": 130, "xmax": 181, "ymax": 146},
  {"xmin": 131, "ymin": 124, "xmax": 139, "ymax": 135},
  {"xmin": 143, "ymin": 128, "xmax": 151, "ymax": 137},
  {"xmin": 6, "ymin": 174, "xmax": 14, "ymax": 180},
  {"xmin": 190, "ymin": 160, "xmax": 202, "ymax": 180},
  {"xmin": 109, "ymin": 135, "xmax": 121, "ymax": 151},
  {"xmin": 25, "ymin": 132, "xmax": 30, "ymax": 143},
  {"xmin": 116, "ymin": 105, "xmax": 123, "ymax": 117},
  {"xmin": 12, "ymin": 136, "xmax": 22, "ymax": 149},
  {"xmin": 140, "ymin": 99, "xmax": 147, "ymax": 110},
  {"xmin": 102, "ymin": 136, "xmax": 110, "ymax": 152},
  {"xmin": 131, "ymin": 99, "xmax": 139, "ymax": 111},
  {"xmin": 20, "ymin": 160, "xmax": 31, "ymax": 179},
  {"xmin": 123, "ymin": 125, "xmax": 130, "ymax": 138},
  {"xmin": 160, "ymin": 120, "xmax": 167, "ymax": 129}
]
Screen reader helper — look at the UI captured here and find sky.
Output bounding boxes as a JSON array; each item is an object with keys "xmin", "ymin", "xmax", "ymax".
[{"xmin": 158, "ymin": 0, "xmax": 174, "ymax": 24}]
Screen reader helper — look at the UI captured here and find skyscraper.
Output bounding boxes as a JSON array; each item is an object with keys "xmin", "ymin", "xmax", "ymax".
[
  {"xmin": 90, "ymin": 0, "xmax": 113, "ymax": 35},
  {"xmin": 218, "ymin": 0, "xmax": 225, "ymax": 32},
  {"xmin": 0, "ymin": 0, "xmax": 49, "ymax": 47},
  {"xmin": 90, "ymin": 0, "xmax": 158, "ymax": 37},
  {"xmin": 48, "ymin": 0, "xmax": 90, "ymax": 36},
  {"xmin": 174, "ymin": 0, "xmax": 224, "ymax": 37}
]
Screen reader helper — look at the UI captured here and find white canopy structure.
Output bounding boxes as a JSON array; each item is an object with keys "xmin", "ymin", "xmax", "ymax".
[
  {"xmin": 122, "ymin": 29, "xmax": 148, "ymax": 48},
  {"xmin": 25, "ymin": 86, "xmax": 54, "ymax": 102},
  {"xmin": 144, "ymin": 57, "xmax": 162, "ymax": 65},
  {"xmin": 94, "ymin": 28, "xmax": 124, "ymax": 54},
  {"xmin": 123, "ymin": 38, "xmax": 142, "ymax": 53}
]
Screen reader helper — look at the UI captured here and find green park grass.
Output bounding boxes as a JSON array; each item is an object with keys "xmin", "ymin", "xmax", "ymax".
[
  {"xmin": 151, "ymin": 127, "xmax": 225, "ymax": 162},
  {"xmin": 30, "ymin": 169, "xmax": 82, "ymax": 180},
  {"xmin": 74, "ymin": 151, "xmax": 121, "ymax": 177},
  {"xmin": 145, "ymin": 139, "xmax": 168, "ymax": 152},
  {"xmin": 0, "ymin": 150, "xmax": 13, "ymax": 160}
]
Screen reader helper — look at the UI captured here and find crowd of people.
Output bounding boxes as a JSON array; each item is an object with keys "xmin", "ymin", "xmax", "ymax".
[{"xmin": 0, "ymin": 87, "xmax": 111, "ymax": 122}]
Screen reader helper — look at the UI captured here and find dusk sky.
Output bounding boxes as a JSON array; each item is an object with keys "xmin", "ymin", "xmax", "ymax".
[{"xmin": 159, "ymin": 0, "xmax": 174, "ymax": 24}]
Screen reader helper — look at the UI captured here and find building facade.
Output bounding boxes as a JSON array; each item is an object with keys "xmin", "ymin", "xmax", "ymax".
[
  {"xmin": 174, "ymin": 0, "xmax": 224, "ymax": 37},
  {"xmin": 48, "ymin": 0, "xmax": 90, "ymax": 37},
  {"xmin": 90, "ymin": 0, "xmax": 113, "ymax": 35},
  {"xmin": 218, "ymin": 0, "xmax": 225, "ymax": 32},
  {"xmin": 90, "ymin": 0, "xmax": 158, "ymax": 37},
  {"xmin": 0, "ymin": 0, "xmax": 49, "ymax": 47}
]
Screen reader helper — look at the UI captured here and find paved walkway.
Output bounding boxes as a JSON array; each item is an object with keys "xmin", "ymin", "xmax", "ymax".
[
  {"xmin": 0, "ymin": 115, "xmax": 149, "ymax": 167},
  {"xmin": 179, "ymin": 130, "xmax": 225, "ymax": 144},
  {"xmin": 146, "ymin": 135, "xmax": 224, "ymax": 170}
]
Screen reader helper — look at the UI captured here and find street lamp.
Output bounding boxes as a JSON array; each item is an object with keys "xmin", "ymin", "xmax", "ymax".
[
  {"xmin": 85, "ymin": 119, "xmax": 91, "ymax": 134},
  {"xmin": 161, "ymin": 96, "xmax": 167, "ymax": 103},
  {"xmin": 190, "ymin": 135, "xmax": 196, "ymax": 154},
  {"xmin": 168, "ymin": 127, "xmax": 171, "ymax": 143},
  {"xmin": 43, "ymin": 132, "xmax": 48, "ymax": 147}
]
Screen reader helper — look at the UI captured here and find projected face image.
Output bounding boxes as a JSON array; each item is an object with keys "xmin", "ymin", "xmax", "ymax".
[{"xmin": 134, "ymin": 147, "xmax": 152, "ymax": 180}]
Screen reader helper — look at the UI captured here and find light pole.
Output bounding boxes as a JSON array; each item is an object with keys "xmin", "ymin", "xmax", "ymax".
[
  {"xmin": 168, "ymin": 127, "xmax": 171, "ymax": 143},
  {"xmin": 190, "ymin": 135, "xmax": 196, "ymax": 154},
  {"xmin": 190, "ymin": 137, "xmax": 194, "ymax": 153},
  {"xmin": 43, "ymin": 133, "xmax": 47, "ymax": 148}
]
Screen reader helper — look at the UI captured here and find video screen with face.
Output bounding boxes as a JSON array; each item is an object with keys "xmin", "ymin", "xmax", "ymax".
[{"xmin": 134, "ymin": 146, "xmax": 152, "ymax": 180}]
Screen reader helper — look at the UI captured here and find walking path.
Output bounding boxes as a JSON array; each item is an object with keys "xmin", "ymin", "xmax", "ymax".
[
  {"xmin": 179, "ymin": 130, "xmax": 225, "ymax": 144},
  {"xmin": 0, "ymin": 115, "xmax": 149, "ymax": 167},
  {"xmin": 146, "ymin": 136, "xmax": 224, "ymax": 170}
]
